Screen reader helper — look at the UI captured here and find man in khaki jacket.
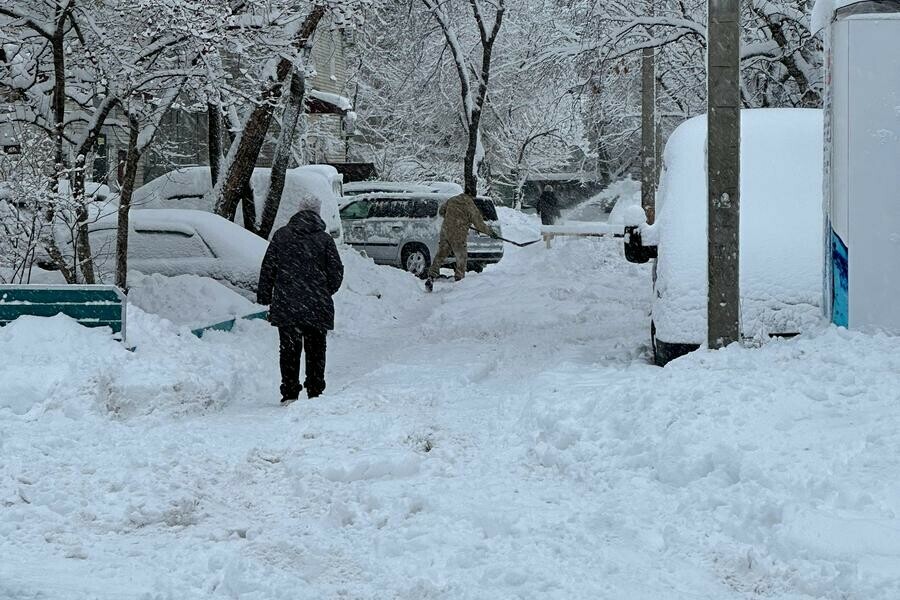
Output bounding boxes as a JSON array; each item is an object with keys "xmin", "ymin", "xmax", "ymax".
[{"xmin": 426, "ymin": 193, "xmax": 494, "ymax": 291}]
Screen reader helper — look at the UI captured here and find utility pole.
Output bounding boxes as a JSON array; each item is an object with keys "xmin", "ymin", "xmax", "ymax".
[
  {"xmin": 707, "ymin": 0, "xmax": 741, "ymax": 348},
  {"xmin": 640, "ymin": 3, "xmax": 657, "ymax": 224}
]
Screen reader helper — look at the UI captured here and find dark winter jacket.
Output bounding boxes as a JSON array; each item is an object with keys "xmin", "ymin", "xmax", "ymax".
[
  {"xmin": 536, "ymin": 191, "xmax": 560, "ymax": 218},
  {"xmin": 257, "ymin": 211, "xmax": 344, "ymax": 331}
]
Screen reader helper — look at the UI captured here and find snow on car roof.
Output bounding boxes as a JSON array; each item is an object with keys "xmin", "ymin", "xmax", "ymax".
[
  {"xmin": 344, "ymin": 181, "xmax": 463, "ymax": 195},
  {"xmin": 137, "ymin": 209, "xmax": 267, "ymax": 259},
  {"xmin": 653, "ymin": 108, "xmax": 824, "ymax": 344},
  {"xmin": 811, "ymin": 0, "xmax": 899, "ymax": 32},
  {"xmin": 94, "ymin": 209, "xmax": 268, "ymax": 264},
  {"xmin": 134, "ymin": 165, "xmax": 338, "ymax": 208},
  {"xmin": 130, "ymin": 165, "xmax": 342, "ymax": 240},
  {"xmin": 345, "ymin": 191, "xmax": 457, "ymax": 201}
]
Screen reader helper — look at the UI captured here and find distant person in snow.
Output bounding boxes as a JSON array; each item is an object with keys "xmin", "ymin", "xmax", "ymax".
[
  {"xmin": 257, "ymin": 194, "xmax": 344, "ymax": 404},
  {"xmin": 537, "ymin": 184, "xmax": 560, "ymax": 226},
  {"xmin": 425, "ymin": 192, "xmax": 495, "ymax": 291}
]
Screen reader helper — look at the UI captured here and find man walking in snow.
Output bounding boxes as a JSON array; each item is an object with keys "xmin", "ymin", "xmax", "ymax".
[
  {"xmin": 257, "ymin": 194, "xmax": 344, "ymax": 403},
  {"xmin": 536, "ymin": 184, "xmax": 560, "ymax": 226},
  {"xmin": 425, "ymin": 192, "xmax": 494, "ymax": 292}
]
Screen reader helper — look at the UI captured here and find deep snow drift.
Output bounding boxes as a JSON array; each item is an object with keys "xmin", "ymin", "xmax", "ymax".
[{"xmin": 1, "ymin": 210, "xmax": 900, "ymax": 599}]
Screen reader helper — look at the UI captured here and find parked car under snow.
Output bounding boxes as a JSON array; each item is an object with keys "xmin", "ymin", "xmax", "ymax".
[
  {"xmin": 37, "ymin": 209, "xmax": 268, "ymax": 294},
  {"xmin": 339, "ymin": 193, "xmax": 504, "ymax": 277},
  {"xmin": 132, "ymin": 165, "xmax": 343, "ymax": 241},
  {"xmin": 625, "ymin": 108, "xmax": 824, "ymax": 366}
]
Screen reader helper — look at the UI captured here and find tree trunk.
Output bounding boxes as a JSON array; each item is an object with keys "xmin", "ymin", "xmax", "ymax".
[
  {"xmin": 463, "ymin": 113, "xmax": 481, "ymax": 196},
  {"xmin": 42, "ymin": 34, "xmax": 78, "ymax": 283},
  {"xmin": 115, "ymin": 118, "xmax": 141, "ymax": 290},
  {"xmin": 71, "ymin": 154, "xmax": 96, "ymax": 284},
  {"xmin": 208, "ymin": 101, "xmax": 223, "ymax": 187},
  {"xmin": 213, "ymin": 5, "xmax": 325, "ymax": 222},
  {"xmin": 462, "ymin": 1, "xmax": 504, "ymax": 197},
  {"xmin": 259, "ymin": 70, "xmax": 306, "ymax": 239},
  {"xmin": 240, "ymin": 180, "xmax": 257, "ymax": 234}
]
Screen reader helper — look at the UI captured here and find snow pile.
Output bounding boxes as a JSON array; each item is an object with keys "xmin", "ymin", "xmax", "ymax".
[
  {"xmin": 127, "ymin": 272, "xmax": 263, "ymax": 327},
  {"xmin": 420, "ymin": 236, "xmax": 650, "ymax": 356},
  {"xmin": 496, "ymin": 206, "xmax": 541, "ymax": 243},
  {"xmin": 564, "ymin": 177, "xmax": 640, "ymax": 223},
  {"xmin": 518, "ymin": 326, "xmax": 900, "ymax": 598},
  {"xmin": 0, "ymin": 311, "xmax": 244, "ymax": 419},
  {"xmin": 334, "ymin": 246, "xmax": 422, "ymax": 326},
  {"xmin": 654, "ymin": 109, "xmax": 824, "ymax": 344}
]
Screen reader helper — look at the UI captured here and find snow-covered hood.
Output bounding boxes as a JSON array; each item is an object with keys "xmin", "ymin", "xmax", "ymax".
[{"xmin": 653, "ymin": 109, "xmax": 824, "ymax": 345}]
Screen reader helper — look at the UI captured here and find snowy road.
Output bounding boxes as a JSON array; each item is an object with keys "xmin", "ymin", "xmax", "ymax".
[{"xmin": 2, "ymin": 213, "xmax": 900, "ymax": 599}]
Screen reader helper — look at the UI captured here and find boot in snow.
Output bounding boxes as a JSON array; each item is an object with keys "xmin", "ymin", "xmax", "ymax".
[{"xmin": 425, "ymin": 278, "xmax": 434, "ymax": 293}]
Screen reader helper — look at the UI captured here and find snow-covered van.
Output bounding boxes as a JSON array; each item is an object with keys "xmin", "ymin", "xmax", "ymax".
[
  {"xmin": 339, "ymin": 193, "xmax": 503, "ymax": 277},
  {"xmin": 132, "ymin": 165, "xmax": 343, "ymax": 241},
  {"xmin": 625, "ymin": 108, "xmax": 824, "ymax": 366}
]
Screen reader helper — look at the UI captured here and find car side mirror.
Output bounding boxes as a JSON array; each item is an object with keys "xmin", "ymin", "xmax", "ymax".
[{"xmin": 624, "ymin": 225, "xmax": 657, "ymax": 264}]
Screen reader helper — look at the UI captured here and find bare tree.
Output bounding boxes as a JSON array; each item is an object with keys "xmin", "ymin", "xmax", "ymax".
[{"xmin": 420, "ymin": 0, "xmax": 506, "ymax": 196}]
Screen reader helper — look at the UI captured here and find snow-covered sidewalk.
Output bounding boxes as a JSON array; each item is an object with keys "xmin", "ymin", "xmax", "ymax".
[{"xmin": 2, "ymin": 212, "xmax": 900, "ymax": 599}]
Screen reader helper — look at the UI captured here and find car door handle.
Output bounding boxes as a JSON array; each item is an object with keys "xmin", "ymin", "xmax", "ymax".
[{"xmin": 391, "ymin": 225, "xmax": 404, "ymax": 231}]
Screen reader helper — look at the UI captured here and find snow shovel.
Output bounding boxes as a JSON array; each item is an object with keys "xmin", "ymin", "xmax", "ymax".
[{"xmin": 469, "ymin": 226, "xmax": 542, "ymax": 248}]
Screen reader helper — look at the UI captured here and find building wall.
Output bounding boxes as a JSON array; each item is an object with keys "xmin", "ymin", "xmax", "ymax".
[{"xmin": 306, "ymin": 25, "xmax": 349, "ymax": 164}]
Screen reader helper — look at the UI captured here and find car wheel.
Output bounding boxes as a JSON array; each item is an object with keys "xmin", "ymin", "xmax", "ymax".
[
  {"xmin": 402, "ymin": 244, "xmax": 430, "ymax": 279},
  {"xmin": 467, "ymin": 262, "xmax": 484, "ymax": 273}
]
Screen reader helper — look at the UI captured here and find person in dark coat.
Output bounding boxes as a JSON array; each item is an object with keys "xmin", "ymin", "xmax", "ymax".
[
  {"xmin": 536, "ymin": 184, "xmax": 561, "ymax": 226},
  {"xmin": 257, "ymin": 196, "xmax": 344, "ymax": 403}
]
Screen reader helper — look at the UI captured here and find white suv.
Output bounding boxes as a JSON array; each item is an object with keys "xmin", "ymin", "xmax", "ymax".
[{"xmin": 340, "ymin": 193, "xmax": 504, "ymax": 277}]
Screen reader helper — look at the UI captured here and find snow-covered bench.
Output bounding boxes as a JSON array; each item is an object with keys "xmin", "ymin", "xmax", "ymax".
[
  {"xmin": 0, "ymin": 284, "xmax": 127, "ymax": 340},
  {"xmin": 540, "ymin": 223, "xmax": 625, "ymax": 248},
  {"xmin": 190, "ymin": 310, "xmax": 269, "ymax": 338}
]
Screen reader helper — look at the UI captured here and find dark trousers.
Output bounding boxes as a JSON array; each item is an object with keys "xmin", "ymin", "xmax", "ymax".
[
  {"xmin": 541, "ymin": 212, "xmax": 557, "ymax": 226},
  {"xmin": 278, "ymin": 326, "xmax": 328, "ymax": 399}
]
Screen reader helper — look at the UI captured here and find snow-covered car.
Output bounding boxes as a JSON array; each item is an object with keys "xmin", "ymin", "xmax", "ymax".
[
  {"xmin": 342, "ymin": 180, "xmax": 463, "ymax": 202},
  {"xmin": 625, "ymin": 108, "xmax": 824, "ymax": 366},
  {"xmin": 39, "ymin": 209, "xmax": 268, "ymax": 293},
  {"xmin": 339, "ymin": 193, "xmax": 504, "ymax": 277},
  {"xmin": 132, "ymin": 165, "xmax": 343, "ymax": 241},
  {"xmin": 0, "ymin": 180, "xmax": 114, "ymax": 211}
]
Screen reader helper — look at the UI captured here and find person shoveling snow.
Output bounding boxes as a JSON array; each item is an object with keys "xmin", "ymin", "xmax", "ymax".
[{"xmin": 425, "ymin": 193, "xmax": 498, "ymax": 292}]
